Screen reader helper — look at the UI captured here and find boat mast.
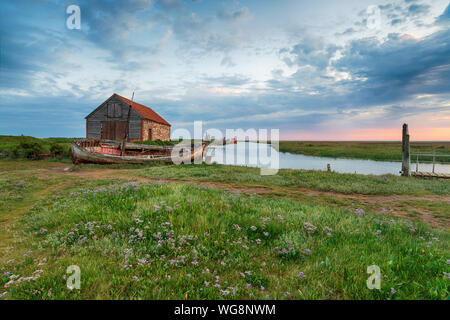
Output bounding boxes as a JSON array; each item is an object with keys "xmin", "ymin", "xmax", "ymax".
[{"xmin": 120, "ymin": 91, "xmax": 134, "ymax": 156}]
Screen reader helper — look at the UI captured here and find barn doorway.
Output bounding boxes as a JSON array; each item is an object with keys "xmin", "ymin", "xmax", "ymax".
[
  {"xmin": 101, "ymin": 121, "xmax": 127, "ymax": 140},
  {"xmin": 148, "ymin": 128, "xmax": 152, "ymax": 141}
]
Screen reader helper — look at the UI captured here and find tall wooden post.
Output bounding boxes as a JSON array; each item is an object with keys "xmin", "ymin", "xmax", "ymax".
[
  {"xmin": 432, "ymin": 149, "xmax": 435, "ymax": 174},
  {"xmin": 401, "ymin": 123, "xmax": 410, "ymax": 176}
]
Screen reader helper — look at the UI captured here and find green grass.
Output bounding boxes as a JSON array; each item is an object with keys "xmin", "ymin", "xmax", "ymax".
[
  {"xmin": 130, "ymin": 163, "xmax": 450, "ymax": 195},
  {"xmin": 0, "ymin": 135, "xmax": 78, "ymax": 160},
  {"xmin": 134, "ymin": 139, "xmax": 181, "ymax": 146},
  {"xmin": 1, "ymin": 179, "xmax": 449, "ymax": 300},
  {"xmin": 278, "ymin": 141, "xmax": 450, "ymax": 163},
  {"xmin": 0, "ymin": 160, "xmax": 449, "ymax": 300}
]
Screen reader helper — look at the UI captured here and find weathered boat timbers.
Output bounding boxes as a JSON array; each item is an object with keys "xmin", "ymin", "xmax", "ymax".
[{"xmin": 71, "ymin": 139, "xmax": 209, "ymax": 165}]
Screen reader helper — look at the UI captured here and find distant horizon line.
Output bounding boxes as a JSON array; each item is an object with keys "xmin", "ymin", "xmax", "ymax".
[{"xmin": 1, "ymin": 134, "xmax": 449, "ymax": 143}]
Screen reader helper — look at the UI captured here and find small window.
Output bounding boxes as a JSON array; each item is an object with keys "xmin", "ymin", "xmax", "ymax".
[{"xmin": 148, "ymin": 129, "xmax": 152, "ymax": 141}]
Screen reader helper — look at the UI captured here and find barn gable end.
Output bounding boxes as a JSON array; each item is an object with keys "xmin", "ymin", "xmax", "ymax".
[{"xmin": 85, "ymin": 94, "xmax": 171, "ymax": 141}]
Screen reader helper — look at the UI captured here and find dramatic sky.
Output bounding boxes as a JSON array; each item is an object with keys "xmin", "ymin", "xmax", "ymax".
[{"xmin": 0, "ymin": 0, "xmax": 449, "ymax": 140}]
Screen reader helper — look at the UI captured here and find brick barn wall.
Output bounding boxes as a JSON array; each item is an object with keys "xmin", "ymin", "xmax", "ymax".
[{"xmin": 141, "ymin": 120, "xmax": 171, "ymax": 141}]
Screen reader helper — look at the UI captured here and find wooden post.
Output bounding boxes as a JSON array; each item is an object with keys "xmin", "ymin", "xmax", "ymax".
[
  {"xmin": 416, "ymin": 149, "xmax": 419, "ymax": 173},
  {"xmin": 327, "ymin": 164, "xmax": 331, "ymax": 172},
  {"xmin": 432, "ymin": 149, "xmax": 435, "ymax": 173},
  {"xmin": 401, "ymin": 123, "xmax": 410, "ymax": 176}
]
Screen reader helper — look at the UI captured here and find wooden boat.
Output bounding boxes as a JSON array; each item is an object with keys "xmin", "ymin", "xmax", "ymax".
[{"xmin": 71, "ymin": 139, "xmax": 209, "ymax": 165}]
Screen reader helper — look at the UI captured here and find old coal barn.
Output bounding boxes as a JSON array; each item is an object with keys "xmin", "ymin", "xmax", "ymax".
[{"xmin": 85, "ymin": 93, "xmax": 171, "ymax": 141}]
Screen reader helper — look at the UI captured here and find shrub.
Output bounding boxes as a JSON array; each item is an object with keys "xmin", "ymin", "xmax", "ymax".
[
  {"xmin": 13, "ymin": 141, "xmax": 45, "ymax": 159},
  {"xmin": 50, "ymin": 143, "xmax": 65, "ymax": 158}
]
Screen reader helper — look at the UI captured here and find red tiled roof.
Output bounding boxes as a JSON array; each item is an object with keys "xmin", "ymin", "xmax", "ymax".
[{"xmin": 114, "ymin": 93, "xmax": 170, "ymax": 126}]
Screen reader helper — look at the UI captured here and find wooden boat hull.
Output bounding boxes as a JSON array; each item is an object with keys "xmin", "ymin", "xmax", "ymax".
[{"xmin": 71, "ymin": 139, "xmax": 208, "ymax": 165}]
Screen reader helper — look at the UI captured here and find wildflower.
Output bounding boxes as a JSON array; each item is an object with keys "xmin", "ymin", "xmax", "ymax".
[
  {"xmin": 304, "ymin": 222, "xmax": 317, "ymax": 232},
  {"xmin": 446, "ymin": 260, "xmax": 450, "ymax": 265},
  {"xmin": 391, "ymin": 288, "xmax": 396, "ymax": 295},
  {"xmin": 263, "ymin": 232, "xmax": 269, "ymax": 237},
  {"xmin": 250, "ymin": 226, "xmax": 257, "ymax": 231},
  {"xmin": 233, "ymin": 224, "xmax": 242, "ymax": 231},
  {"xmin": 132, "ymin": 276, "xmax": 139, "ymax": 281},
  {"xmin": 260, "ymin": 286, "xmax": 264, "ymax": 291},
  {"xmin": 204, "ymin": 281, "xmax": 210, "ymax": 287},
  {"xmin": 246, "ymin": 283, "xmax": 251, "ymax": 288},
  {"xmin": 202, "ymin": 268, "xmax": 210, "ymax": 274},
  {"xmin": 221, "ymin": 261, "xmax": 226, "ymax": 266},
  {"xmin": 78, "ymin": 236, "xmax": 87, "ymax": 244},
  {"xmin": 298, "ymin": 272, "xmax": 306, "ymax": 279}
]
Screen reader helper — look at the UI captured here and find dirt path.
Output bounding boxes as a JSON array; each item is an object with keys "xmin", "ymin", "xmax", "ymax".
[
  {"xmin": 35, "ymin": 163, "xmax": 449, "ymax": 229},
  {"xmin": 43, "ymin": 164, "xmax": 449, "ymax": 202},
  {"xmin": 0, "ymin": 176, "xmax": 77, "ymax": 264}
]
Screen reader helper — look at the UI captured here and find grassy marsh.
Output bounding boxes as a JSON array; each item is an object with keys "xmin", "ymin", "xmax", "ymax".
[{"xmin": 0, "ymin": 160, "xmax": 449, "ymax": 300}]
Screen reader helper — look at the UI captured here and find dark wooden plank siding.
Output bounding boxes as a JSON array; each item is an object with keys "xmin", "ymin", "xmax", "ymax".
[{"xmin": 86, "ymin": 96, "xmax": 142, "ymax": 140}]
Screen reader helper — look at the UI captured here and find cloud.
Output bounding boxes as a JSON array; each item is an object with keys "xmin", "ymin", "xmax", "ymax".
[
  {"xmin": 217, "ymin": 6, "xmax": 251, "ymax": 23},
  {"xmin": 407, "ymin": 4, "xmax": 430, "ymax": 16},
  {"xmin": 155, "ymin": 0, "xmax": 184, "ymax": 11},
  {"xmin": 170, "ymin": 5, "xmax": 252, "ymax": 66},
  {"xmin": 287, "ymin": 38, "xmax": 339, "ymax": 71},
  {"xmin": 1, "ymin": 0, "xmax": 449, "ymax": 138},
  {"xmin": 333, "ymin": 29, "xmax": 450, "ymax": 106},
  {"xmin": 435, "ymin": 3, "xmax": 450, "ymax": 25}
]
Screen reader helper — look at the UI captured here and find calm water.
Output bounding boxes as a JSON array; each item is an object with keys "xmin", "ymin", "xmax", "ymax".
[{"xmin": 205, "ymin": 142, "xmax": 450, "ymax": 175}]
